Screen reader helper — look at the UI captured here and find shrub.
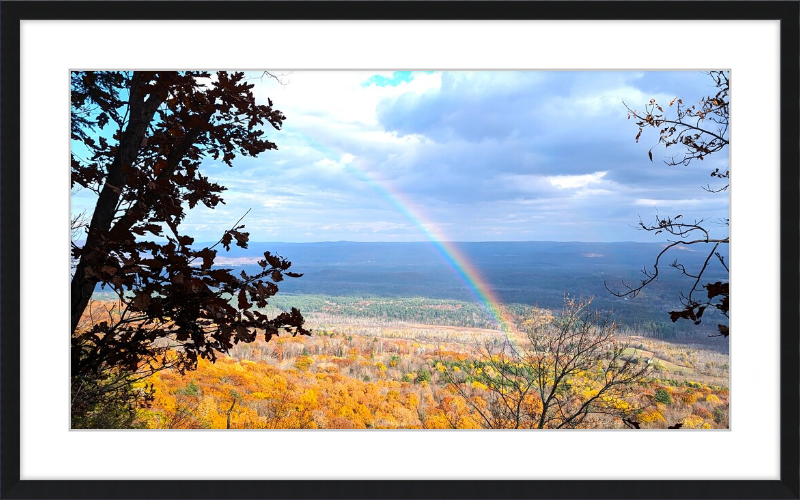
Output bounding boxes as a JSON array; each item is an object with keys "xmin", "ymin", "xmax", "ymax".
[
  {"xmin": 71, "ymin": 369, "xmax": 152, "ymax": 429},
  {"xmin": 682, "ymin": 391, "xmax": 699, "ymax": 405},
  {"xmin": 682, "ymin": 414, "xmax": 705, "ymax": 429},
  {"xmin": 693, "ymin": 406, "xmax": 712, "ymax": 419},
  {"xmin": 639, "ymin": 409, "xmax": 666, "ymax": 424},
  {"xmin": 178, "ymin": 380, "xmax": 201, "ymax": 397},
  {"xmin": 712, "ymin": 406, "xmax": 728, "ymax": 425},
  {"xmin": 415, "ymin": 370, "xmax": 431, "ymax": 384},
  {"xmin": 294, "ymin": 355, "xmax": 314, "ymax": 372},
  {"xmin": 654, "ymin": 388, "xmax": 673, "ymax": 405}
]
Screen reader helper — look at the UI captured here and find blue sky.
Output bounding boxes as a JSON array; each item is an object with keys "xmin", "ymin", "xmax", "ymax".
[{"xmin": 72, "ymin": 70, "xmax": 730, "ymax": 243}]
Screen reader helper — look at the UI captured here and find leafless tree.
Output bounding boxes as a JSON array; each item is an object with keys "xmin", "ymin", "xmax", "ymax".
[
  {"xmin": 445, "ymin": 297, "xmax": 650, "ymax": 429},
  {"xmin": 607, "ymin": 71, "xmax": 729, "ymax": 338}
]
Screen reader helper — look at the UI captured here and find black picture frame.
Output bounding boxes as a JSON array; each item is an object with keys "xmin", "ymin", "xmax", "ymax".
[{"xmin": 2, "ymin": 2, "xmax": 798, "ymax": 499}]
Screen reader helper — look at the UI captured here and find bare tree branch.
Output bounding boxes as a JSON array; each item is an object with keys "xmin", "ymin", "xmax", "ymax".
[{"xmin": 612, "ymin": 71, "xmax": 730, "ymax": 337}]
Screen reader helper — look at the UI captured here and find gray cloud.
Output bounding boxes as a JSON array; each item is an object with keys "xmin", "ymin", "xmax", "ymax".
[{"xmin": 174, "ymin": 71, "xmax": 729, "ymax": 243}]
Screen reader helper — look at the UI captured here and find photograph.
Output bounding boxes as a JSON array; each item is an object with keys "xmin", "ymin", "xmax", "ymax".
[
  {"xmin": 70, "ymin": 69, "xmax": 731, "ymax": 430},
  {"xmin": 4, "ymin": 2, "xmax": 798, "ymax": 498}
]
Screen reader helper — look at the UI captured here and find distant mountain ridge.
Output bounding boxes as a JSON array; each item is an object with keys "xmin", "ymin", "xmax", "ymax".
[
  {"xmin": 191, "ymin": 241, "xmax": 728, "ymax": 339},
  {"xmin": 85, "ymin": 240, "xmax": 727, "ymax": 339}
]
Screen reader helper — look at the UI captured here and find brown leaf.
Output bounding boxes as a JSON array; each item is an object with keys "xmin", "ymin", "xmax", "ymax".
[
  {"xmin": 238, "ymin": 288, "xmax": 250, "ymax": 310},
  {"xmin": 131, "ymin": 293, "xmax": 152, "ymax": 311},
  {"xmin": 705, "ymin": 281, "xmax": 728, "ymax": 299},
  {"xmin": 196, "ymin": 248, "xmax": 216, "ymax": 271}
]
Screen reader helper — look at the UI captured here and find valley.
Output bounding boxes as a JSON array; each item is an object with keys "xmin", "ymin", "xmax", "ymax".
[
  {"xmin": 133, "ymin": 294, "xmax": 729, "ymax": 429},
  {"xmin": 83, "ymin": 241, "xmax": 730, "ymax": 429}
]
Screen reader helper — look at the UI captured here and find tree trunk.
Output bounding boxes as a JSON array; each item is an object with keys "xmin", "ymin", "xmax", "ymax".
[
  {"xmin": 70, "ymin": 72, "xmax": 166, "ymax": 334},
  {"xmin": 226, "ymin": 399, "xmax": 237, "ymax": 429}
]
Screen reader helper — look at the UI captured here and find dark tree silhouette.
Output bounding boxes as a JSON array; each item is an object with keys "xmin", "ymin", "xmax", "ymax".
[
  {"xmin": 71, "ymin": 72, "xmax": 308, "ymax": 401},
  {"xmin": 606, "ymin": 71, "xmax": 729, "ymax": 338},
  {"xmin": 623, "ymin": 418, "xmax": 684, "ymax": 430}
]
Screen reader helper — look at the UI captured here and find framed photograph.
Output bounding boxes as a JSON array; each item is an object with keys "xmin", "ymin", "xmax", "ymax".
[{"xmin": 2, "ymin": 1, "xmax": 798, "ymax": 499}]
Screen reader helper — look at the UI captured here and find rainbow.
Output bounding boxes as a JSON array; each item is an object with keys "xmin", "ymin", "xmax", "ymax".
[{"xmin": 344, "ymin": 157, "xmax": 520, "ymax": 337}]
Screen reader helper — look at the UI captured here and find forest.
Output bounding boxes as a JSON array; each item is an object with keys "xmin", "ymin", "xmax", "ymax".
[{"xmin": 75, "ymin": 294, "xmax": 729, "ymax": 429}]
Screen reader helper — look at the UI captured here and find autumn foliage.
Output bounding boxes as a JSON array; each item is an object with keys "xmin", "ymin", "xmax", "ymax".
[{"xmin": 120, "ymin": 297, "xmax": 729, "ymax": 430}]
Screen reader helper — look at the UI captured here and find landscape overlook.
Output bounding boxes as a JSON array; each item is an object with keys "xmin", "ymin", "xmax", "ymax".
[{"xmin": 71, "ymin": 70, "xmax": 730, "ymax": 430}]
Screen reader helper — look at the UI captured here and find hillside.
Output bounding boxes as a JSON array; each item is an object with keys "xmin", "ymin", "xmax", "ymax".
[{"xmin": 137, "ymin": 297, "xmax": 729, "ymax": 429}]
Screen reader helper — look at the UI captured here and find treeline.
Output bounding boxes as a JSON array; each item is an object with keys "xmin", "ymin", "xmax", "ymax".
[
  {"xmin": 91, "ymin": 290, "xmax": 721, "ymax": 342},
  {"xmin": 262, "ymin": 294, "xmax": 510, "ymax": 330},
  {"xmin": 256, "ymin": 294, "xmax": 721, "ymax": 342}
]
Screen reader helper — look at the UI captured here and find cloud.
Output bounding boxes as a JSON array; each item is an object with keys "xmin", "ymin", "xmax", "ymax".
[
  {"xmin": 172, "ymin": 70, "xmax": 730, "ymax": 243},
  {"xmin": 547, "ymin": 171, "xmax": 608, "ymax": 189},
  {"xmin": 634, "ymin": 198, "xmax": 707, "ymax": 207}
]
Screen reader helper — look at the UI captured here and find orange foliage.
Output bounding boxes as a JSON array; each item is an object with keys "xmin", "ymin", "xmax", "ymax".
[{"xmin": 136, "ymin": 324, "xmax": 728, "ymax": 430}]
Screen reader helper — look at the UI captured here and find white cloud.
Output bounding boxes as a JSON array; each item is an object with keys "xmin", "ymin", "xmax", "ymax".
[
  {"xmin": 547, "ymin": 171, "xmax": 608, "ymax": 189},
  {"xmin": 634, "ymin": 198, "xmax": 705, "ymax": 207},
  {"xmin": 314, "ymin": 158, "xmax": 338, "ymax": 168},
  {"xmin": 254, "ymin": 71, "xmax": 441, "ymax": 127},
  {"xmin": 178, "ymin": 70, "xmax": 730, "ymax": 242}
]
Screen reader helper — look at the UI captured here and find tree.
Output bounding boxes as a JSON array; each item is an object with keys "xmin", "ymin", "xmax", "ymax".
[
  {"xmin": 445, "ymin": 297, "xmax": 650, "ymax": 429},
  {"xmin": 70, "ymin": 72, "xmax": 309, "ymax": 424},
  {"xmin": 70, "ymin": 365, "xmax": 153, "ymax": 429},
  {"xmin": 607, "ymin": 71, "xmax": 730, "ymax": 338}
]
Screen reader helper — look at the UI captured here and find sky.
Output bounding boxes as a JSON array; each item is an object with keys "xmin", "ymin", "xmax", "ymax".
[{"xmin": 72, "ymin": 70, "xmax": 730, "ymax": 243}]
